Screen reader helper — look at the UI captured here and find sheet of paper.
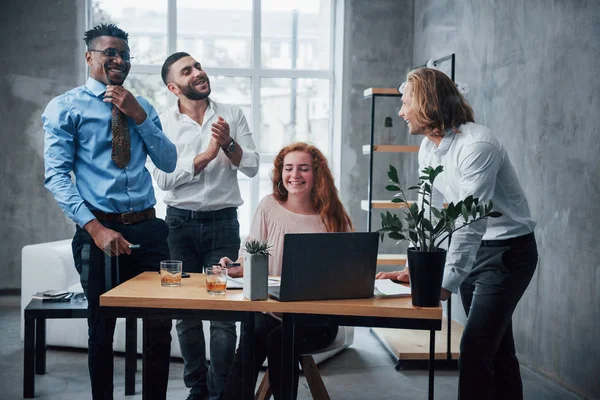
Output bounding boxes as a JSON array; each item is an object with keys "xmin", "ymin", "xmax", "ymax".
[
  {"xmin": 374, "ymin": 279, "xmax": 411, "ymax": 297},
  {"xmin": 226, "ymin": 276, "xmax": 281, "ymax": 289}
]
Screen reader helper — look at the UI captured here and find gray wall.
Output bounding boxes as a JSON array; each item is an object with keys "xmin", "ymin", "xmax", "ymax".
[
  {"xmin": 412, "ymin": 0, "xmax": 600, "ymax": 398},
  {"xmin": 340, "ymin": 0, "xmax": 417, "ymax": 259},
  {"xmin": 0, "ymin": 0, "xmax": 81, "ymax": 290}
]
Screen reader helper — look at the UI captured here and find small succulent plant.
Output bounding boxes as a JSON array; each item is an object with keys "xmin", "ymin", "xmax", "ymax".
[{"xmin": 244, "ymin": 239, "xmax": 273, "ymax": 257}]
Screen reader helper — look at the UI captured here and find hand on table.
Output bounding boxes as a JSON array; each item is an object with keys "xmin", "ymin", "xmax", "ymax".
[
  {"xmin": 375, "ymin": 267, "xmax": 409, "ymax": 283},
  {"xmin": 440, "ymin": 288, "xmax": 452, "ymax": 301},
  {"xmin": 218, "ymin": 256, "xmax": 243, "ymax": 277}
]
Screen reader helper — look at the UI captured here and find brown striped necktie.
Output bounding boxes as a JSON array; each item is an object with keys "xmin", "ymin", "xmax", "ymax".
[{"xmin": 111, "ymin": 105, "xmax": 130, "ymax": 168}]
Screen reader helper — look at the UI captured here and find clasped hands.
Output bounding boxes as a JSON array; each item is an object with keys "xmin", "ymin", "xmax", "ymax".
[{"xmin": 205, "ymin": 116, "xmax": 233, "ymax": 158}]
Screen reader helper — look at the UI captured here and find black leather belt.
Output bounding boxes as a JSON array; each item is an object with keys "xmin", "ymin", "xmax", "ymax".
[
  {"xmin": 480, "ymin": 232, "xmax": 535, "ymax": 247},
  {"xmin": 91, "ymin": 207, "xmax": 156, "ymax": 225},
  {"xmin": 167, "ymin": 206, "xmax": 237, "ymax": 220}
]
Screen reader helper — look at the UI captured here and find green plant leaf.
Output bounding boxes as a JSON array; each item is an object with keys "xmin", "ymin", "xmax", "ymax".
[
  {"xmin": 409, "ymin": 230, "xmax": 418, "ymax": 243},
  {"xmin": 388, "ymin": 232, "xmax": 405, "ymax": 240},
  {"xmin": 409, "ymin": 202, "xmax": 419, "ymax": 218},
  {"xmin": 432, "ymin": 207, "xmax": 444, "ymax": 219},
  {"xmin": 433, "ymin": 218, "xmax": 446, "ymax": 235},
  {"xmin": 385, "ymin": 185, "xmax": 401, "ymax": 192},
  {"xmin": 422, "ymin": 218, "xmax": 434, "ymax": 231},
  {"xmin": 408, "ymin": 185, "xmax": 421, "ymax": 190},
  {"xmin": 392, "ymin": 193, "xmax": 405, "ymax": 203},
  {"xmin": 388, "ymin": 165, "xmax": 399, "ymax": 184},
  {"xmin": 446, "ymin": 203, "xmax": 455, "ymax": 218},
  {"xmin": 478, "ymin": 204, "xmax": 485, "ymax": 217},
  {"xmin": 461, "ymin": 203, "xmax": 469, "ymax": 222},
  {"xmin": 464, "ymin": 195, "xmax": 474, "ymax": 209},
  {"xmin": 391, "ymin": 198, "xmax": 404, "ymax": 203},
  {"xmin": 488, "ymin": 211, "xmax": 502, "ymax": 218}
]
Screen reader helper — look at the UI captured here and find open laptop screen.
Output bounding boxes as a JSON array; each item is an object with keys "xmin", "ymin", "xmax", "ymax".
[{"xmin": 270, "ymin": 232, "xmax": 379, "ymax": 302}]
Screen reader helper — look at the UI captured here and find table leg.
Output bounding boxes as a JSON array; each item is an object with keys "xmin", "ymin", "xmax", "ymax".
[
  {"xmin": 142, "ymin": 319, "xmax": 150, "ymax": 400},
  {"xmin": 429, "ymin": 329, "xmax": 436, "ymax": 400},
  {"xmin": 241, "ymin": 313, "xmax": 255, "ymax": 400},
  {"xmin": 23, "ymin": 314, "xmax": 35, "ymax": 398},
  {"xmin": 35, "ymin": 317, "xmax": 46, "ymax": 375},
  {"xmin": 125, "ymin": 317, "xmax": 137, "ymax": 395},
  {"xmin": 281, "ymin": 314, "xmax": 295, "ymax": 400}
]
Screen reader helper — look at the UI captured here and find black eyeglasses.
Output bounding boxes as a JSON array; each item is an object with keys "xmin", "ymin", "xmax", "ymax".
[{"xmin": 89, "ymin": 48, "xmax": 133, "ymax": 62}]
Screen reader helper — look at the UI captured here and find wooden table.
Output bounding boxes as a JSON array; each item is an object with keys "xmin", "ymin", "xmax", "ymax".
[{"xmin": 100, "ymin": 272, "xmax": 442, "ymax": 400}]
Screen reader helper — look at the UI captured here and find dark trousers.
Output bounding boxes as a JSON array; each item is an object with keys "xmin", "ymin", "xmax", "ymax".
[
  {"xmin": 223, "ymin": 313, "xmax": 338, "ymax": 400},
  {"xmin": 458, "ymin": 234, "xmax": 538, "ymax": 400},
  {"xmin": 166, "ymin": 206, "xmax": 240, "ymax": 400},
  {"xmin": 72, "ymin": 218, "xmax": 172, "ymax": 400}
]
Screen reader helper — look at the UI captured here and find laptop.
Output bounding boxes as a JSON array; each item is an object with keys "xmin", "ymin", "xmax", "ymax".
[{"xmin": 268, "ymin": 232, "xmax": 379, "ymax": 302}]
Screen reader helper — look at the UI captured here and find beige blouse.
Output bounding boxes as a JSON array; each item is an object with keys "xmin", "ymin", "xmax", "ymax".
[{"xmin": 239, "ymin": 194, "xmax": 328, "ymax": 276}]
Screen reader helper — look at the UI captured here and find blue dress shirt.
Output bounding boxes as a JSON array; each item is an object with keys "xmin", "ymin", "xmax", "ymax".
[{"xmin": 43, "ymin": 77, "xmax": 177, "ymax": 228}]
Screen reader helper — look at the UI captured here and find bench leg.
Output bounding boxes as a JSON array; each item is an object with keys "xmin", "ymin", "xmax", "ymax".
[
  {"xmin": 125, "ymin": 317, "xmax": 137, "ymax": 395},
  {"xmin": 255, "ymin": 369, "xmax": 272, "ymax": 400},
  {"xmin": 301, "ymin": 355, "xmax": 330, "ymax": 400},
  {"xmin": 35, "ymin": 317, "xmax": 46, "ymax": 375},
  {"xmin": 23, "ymin": 315, "xmax": 35, "ymax": 398}
]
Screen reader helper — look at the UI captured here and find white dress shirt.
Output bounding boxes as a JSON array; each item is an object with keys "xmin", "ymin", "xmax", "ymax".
[
  {"xmin": 418, "ymin": 122, "xmax": 536, "ymax": 293},
  {"xmin": 150, "ymin": 99, "xmax": 259, "ymax": 211}
]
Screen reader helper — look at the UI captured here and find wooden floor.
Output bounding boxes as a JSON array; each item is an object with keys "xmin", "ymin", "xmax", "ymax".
[{"xmin": 371, "ymin": 318, "xmax": 463, "ymax": 361}]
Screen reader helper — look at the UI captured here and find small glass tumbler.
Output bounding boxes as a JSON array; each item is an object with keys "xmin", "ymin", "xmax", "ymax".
[
  {"xmin": 205, "ymin": 266, "xmax": 227, "ymax": 295},
  {"xmin": 160, "ymin": 260, "xmax": 182, "ymax": 287}
]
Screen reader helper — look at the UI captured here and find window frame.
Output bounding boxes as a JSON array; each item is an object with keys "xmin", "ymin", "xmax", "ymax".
[{"xmin": 85, "ymin": 0, "xmax": 343, "ymax": 234}]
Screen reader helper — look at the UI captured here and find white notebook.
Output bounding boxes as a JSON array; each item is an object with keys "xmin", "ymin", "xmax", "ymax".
[{"xmin": 374, "ymin": 279, "xmax": 411, "ymax": 298}]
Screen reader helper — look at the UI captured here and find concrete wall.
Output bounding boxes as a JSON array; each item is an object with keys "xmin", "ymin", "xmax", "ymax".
[
  {"xmin": 412, "ymin": 0, "xmax": 600, "ymax": 398},
  {"xmin": 0, "ymin": 0, "xmax": 82, "ymax": 290},
  {"xmin": 340, "ymin": 0, "xmax": 417, "ymax": 258}
]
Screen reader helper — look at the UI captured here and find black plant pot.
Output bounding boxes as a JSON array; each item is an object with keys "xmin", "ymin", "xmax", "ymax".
[{"xmin": 407, "ymin": 248, "xmax": 446, "ymax": 307}]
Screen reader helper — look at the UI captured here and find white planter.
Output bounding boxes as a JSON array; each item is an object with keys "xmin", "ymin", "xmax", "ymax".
[{"xmin": 243, "ymin": 254, "xmax": 269, "ymax": 300}]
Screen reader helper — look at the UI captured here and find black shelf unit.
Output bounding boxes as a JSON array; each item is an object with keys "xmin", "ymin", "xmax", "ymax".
[{"xmin": 365, "ymin": 54, "xmax": 459, "ymax": 369}]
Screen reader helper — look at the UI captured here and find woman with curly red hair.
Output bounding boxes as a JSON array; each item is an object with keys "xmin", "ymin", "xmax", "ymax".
[{"xmin": 221, "ymin": 142, "xmax": 353, "ymax": 399}]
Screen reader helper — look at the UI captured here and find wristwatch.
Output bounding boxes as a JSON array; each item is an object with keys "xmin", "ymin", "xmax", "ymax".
[{"xmin": 223, "ymin": 139, "xmax": 235, "ymax": 155}]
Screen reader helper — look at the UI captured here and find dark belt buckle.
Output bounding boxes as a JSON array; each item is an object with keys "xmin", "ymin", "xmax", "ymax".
[{"xmin": 121, "ymin": 212, "xmax": 137, "ymax": 225}]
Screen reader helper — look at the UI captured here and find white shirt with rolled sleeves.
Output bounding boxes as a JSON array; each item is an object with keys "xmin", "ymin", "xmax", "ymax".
[
  {"xmin": 150, "ymin": 99, "xmax": 259, "ymax": 211},
  {"xmin": 418, "ymin": 122, "xmax": 536, "ymax": 294}
]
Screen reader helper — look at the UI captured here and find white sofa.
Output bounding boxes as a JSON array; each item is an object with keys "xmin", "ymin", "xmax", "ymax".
[{"xmin": 20, "ymin": 239, "xmax": 353, "ymax": 363}]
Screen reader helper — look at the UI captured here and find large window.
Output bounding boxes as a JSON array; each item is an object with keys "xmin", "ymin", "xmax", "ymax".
[{"xmin": 89, "ymin": 0, "xmax": 336, "ymax": 236}]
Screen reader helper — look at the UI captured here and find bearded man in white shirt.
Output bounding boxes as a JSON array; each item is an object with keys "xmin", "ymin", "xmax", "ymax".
[
  {"xmin": 384, "ymin": 68, "xmax": 537, "ymax": 400},
  {"xmin": 152, "ymin": 52, "xmax": 259, "ymax": 400}
]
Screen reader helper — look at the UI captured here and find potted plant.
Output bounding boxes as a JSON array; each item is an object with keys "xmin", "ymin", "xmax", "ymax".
[
  {"xmin": 243, "ymin": 239, "xmax": 273, "ymax": 301},
  {"xmin": 379, "ymin": 165, "xmax": 501, "ymax": 307}
]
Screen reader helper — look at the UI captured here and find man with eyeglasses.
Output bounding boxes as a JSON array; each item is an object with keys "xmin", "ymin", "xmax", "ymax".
[{"xmin": 42, "ymin": 23, "xmax": 176, "ymax": 400}]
